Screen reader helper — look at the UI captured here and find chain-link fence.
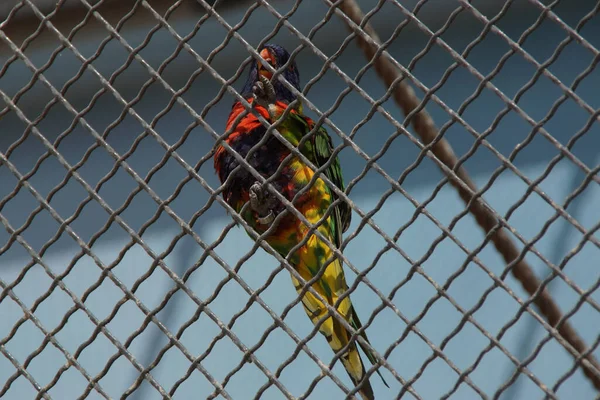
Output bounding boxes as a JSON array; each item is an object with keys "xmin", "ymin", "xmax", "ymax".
[{"xmin": 0, "ymin": 0, "xmax": 599, "ymax": 399}]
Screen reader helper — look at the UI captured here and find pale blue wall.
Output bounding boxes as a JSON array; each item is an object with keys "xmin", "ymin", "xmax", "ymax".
[{"xmin": 0, "ymin": 1, "xmax": 599, "ymax": 399}]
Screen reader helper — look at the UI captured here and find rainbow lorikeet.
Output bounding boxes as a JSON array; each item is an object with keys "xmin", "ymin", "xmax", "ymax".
[{"xmin": 213, "ymin": 44, "xmax": 387, "ymax": 399}]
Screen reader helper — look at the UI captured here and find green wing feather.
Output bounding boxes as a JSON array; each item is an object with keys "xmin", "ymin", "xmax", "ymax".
[
  {"xmin": 310, "ymin": 124, "xmax": 352, "ymax": 246},
  {"xmin": 282, "ymin": 112, "xmax": 351, "ymax": 245},
  {"xmin": 310, "ymin": 120, "xmax": 389, "ymax": 388},
  {"xmin": 283, "ymin": 112, "xmax": 388, "ymax": 388}
]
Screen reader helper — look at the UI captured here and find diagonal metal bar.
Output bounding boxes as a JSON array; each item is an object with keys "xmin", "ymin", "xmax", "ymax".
[{"xmin": 333, "ymin": 0, "xmax": 600, "ymax": 392}]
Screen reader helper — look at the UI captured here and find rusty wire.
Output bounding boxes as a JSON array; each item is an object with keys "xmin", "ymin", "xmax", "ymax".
[{"xmin": 0, "ymin": 0, "xmax": 599, "ymax": 399}]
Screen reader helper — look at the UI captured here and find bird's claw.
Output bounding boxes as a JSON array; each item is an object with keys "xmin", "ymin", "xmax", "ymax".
[
  {"xmin": 252, "ymin": 75, "xmax": 276, "ymax": 110},
  {"xmin": 249, "ymin": 182, "xmax": 277, "ymax": 225}
]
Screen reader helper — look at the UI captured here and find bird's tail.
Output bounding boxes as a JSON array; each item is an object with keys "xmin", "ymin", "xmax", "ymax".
[
  {"xmin": 289, "ymin": 233, "xmax": 379, "ymax": 399},
  {"xmin": 335, "ymin": 323, "xmax": 375, "ymax": 400},
  {"xmin": 350, "ymin": 308, "xmax": 390, "ymax": 390}
]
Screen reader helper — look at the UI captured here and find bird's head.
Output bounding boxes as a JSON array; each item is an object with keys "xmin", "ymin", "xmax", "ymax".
[{"xmin": 241, "ymin": 44, "xmax": 300, "ymax": 104}]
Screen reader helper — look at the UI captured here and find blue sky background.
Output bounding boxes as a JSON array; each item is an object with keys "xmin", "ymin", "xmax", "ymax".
[{"xmin": 0, "ymin": 0, "xmax": 599, "ymax": 399}]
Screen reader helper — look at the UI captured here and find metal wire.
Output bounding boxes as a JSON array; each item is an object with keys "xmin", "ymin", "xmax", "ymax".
[{"xmin": 0, "ymin": 0, "xmax": 598, "ymax": 399}]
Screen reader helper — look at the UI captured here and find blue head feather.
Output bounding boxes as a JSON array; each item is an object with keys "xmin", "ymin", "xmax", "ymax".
[{"xmin": 240, "ymin": 44, "xmax": 301, "ymax": 104}]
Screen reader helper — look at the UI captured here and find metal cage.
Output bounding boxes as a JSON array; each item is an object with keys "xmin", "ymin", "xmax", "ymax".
[{"xmin": 0, "ymin": 0, "xmax": 599, "ymax": 399}]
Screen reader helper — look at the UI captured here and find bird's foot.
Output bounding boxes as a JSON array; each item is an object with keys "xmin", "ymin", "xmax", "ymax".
[
  {"xmin": 252, "ymin": 75, "xmax": 276, "ymax": 113},
  {"xmin": 249, "ymin": 182, "xmax": 277, "ymax": 225}
]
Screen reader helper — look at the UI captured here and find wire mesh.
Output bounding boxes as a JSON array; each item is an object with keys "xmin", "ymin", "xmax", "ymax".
[{"xmin": 0, "ymin": 0, "xmax": 599, "ymax": 399}]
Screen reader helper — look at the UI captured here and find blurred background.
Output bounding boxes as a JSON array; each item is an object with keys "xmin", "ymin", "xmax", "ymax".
[{"xmin": 0, "ymin": 0, "xmax": 599, "ymax": 398}]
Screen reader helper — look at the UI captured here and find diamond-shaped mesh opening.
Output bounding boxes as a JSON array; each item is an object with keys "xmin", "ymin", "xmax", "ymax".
[{"xmin": 1, "ymin": 0, "xmax": 599, "ymax": 399}]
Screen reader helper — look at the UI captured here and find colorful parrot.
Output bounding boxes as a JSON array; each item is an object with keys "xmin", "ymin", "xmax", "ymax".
[{"xmin": 213, "ymin": 44, "xmax": 387, "ymax": 399}]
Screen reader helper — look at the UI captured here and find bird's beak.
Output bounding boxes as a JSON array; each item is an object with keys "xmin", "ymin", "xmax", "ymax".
[{"xmin": 258, "ymin": 48, "xmax": 274, "ymax": 79}]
